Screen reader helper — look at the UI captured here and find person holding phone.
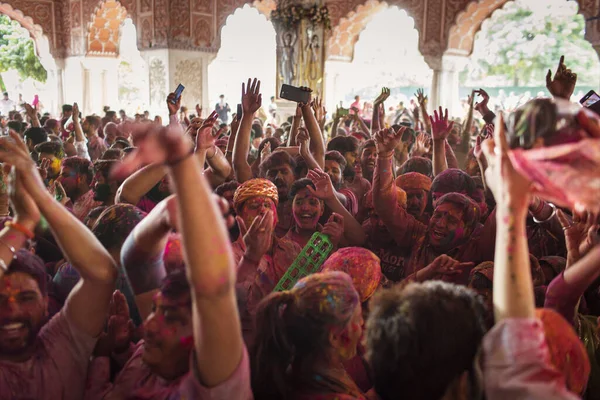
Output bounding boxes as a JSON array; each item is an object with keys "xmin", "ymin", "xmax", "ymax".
[{"xmin": 215, "ymin": 94, "xmax": 231, "ymax": 124}]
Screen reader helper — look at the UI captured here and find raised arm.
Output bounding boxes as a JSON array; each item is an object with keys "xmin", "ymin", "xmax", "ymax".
[
  {"xmin": 115, "ymin": 163, "xmax": 168, "ymax": 205},
  {"xmin": 372, "ymin": 88, "xmax": 390, "ymax": 133},
  {"xmin": 23, "ymin": 103, "xmax": 40, "ymax": 128},
  {"xmin": 483, "ymin": 115, "xmax": 534, "ymax": 321},
  {"xmin": 300, "ymin": 88, "xmax": 325, "ymax": 168},
  {"xmin": 431, "ymin": 107, "xmax": 453, "ymax": 176},
  {"xmin": 0, "ymin": 131, "xmax": 117, "ymax": 337},
  {"xmin": 415, "ymin": 89, "xmax": 431, "ymax": 133},
  {"xmin": 72, "ymin": 103, "xmax": 91, "ymax": 160},
  {"xmin": 115, "ymin": 121, "xmax": 243, "ymax": 387},
  {"xmin": 287, "ymin": 105, "xmax": 302, "ymax": 147},
  {"xmin": 194, "ymin": 111, "xmax": 231, "ymax": 188},
  {"xmin": 373, "ymin": 128, "xmax": 426, "ymax": 246},
  {"xmin": 233, "ymin": 78, "xmax": 262, "ymax": 183},
  {"xmin": 546, "ymin": 55, "xmax": 577, "ymax": 101}
]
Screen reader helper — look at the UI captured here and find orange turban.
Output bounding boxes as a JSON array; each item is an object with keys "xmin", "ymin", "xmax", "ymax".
[
  {"xmin": 233, "ymin": 178, "xmax": 279, "ymax": 211},
  {"xmin": 320, "ymin": 247, "xmax": 382, "ymax": 302},
  {"xmin": 364, "ymin": 187, "xmax": 407, "ymax": 210},
  {"xmin": 395, "ymin": 172, "xmax": 432, "ymax": 192},
  {"xmin": 535, "ymin": 308, "xmax": 590, "ymax": 395}
]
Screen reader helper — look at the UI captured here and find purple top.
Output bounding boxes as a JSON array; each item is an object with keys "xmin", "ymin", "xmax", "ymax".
[
  {"xmin": 0, "ymin": 310, "xmax": 97, "ymax": 400},
  {"xmin": 544, "ymin": 271, "xmax": 580, "ymax": 325}
]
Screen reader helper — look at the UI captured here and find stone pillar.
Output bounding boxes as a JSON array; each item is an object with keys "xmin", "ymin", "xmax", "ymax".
[
  {"xmin": 80, "ymin": 57, "xmax": 120, "ymax": 115},
  {"xmin": 141, "ymin": 49, "xmax": 215, "ymax": 121},
  {"xmin": 425, "ymin": 53, "xmax": 469, "ymax": 118}
]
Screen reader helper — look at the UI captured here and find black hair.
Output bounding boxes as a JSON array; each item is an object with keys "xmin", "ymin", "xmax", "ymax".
[
  {"xmin": 289, "ymin": 178, "xmax": 316, "ymax": 198},
  {"xmin": 366, "ymin": 281, "xmax": 487, "ymax": 400},
  {"xmin": 24, "ymin": 127, "xmax": 48, "ymax": 147},
  {"xmin": 259, "ymin": 151, "xmax": 297, "ymax": 178},
  {"xmin": 327, "ymin": 135, "xmax": 359, "ymax": 154}
]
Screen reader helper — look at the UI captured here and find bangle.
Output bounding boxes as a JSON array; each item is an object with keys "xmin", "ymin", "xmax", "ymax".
[
  {"xmin": 166, "ymin": 148, "xmax": 194, "ymax": 167},
  {"xmin": 0, "ymin": 239, "xmax": 17, "ymax": 259},
  {"xmin": 377, "ymin": 151, "xmax": 394, "ymax": 159},
  {"xmin": 5, "ymin": 221, "xmax": 35, "ymax": 239},
  {"xmin": 533, "ymin": 202, "xmax": 557, "ymax": 224}
]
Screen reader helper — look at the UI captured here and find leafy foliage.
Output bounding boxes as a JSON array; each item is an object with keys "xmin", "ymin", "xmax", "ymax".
[
  {"xmin": 462, "ymin": 1, "xmax": 598, "ymax": 87},
  {"xmin": 0, "ymin": 14, "xmax": 47, "ymax": 83}
]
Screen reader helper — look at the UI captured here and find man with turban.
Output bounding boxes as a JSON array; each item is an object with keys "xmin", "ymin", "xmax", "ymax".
[
  {"xmin": 395, "ymin": 172, "xmax": 432, "ymax": 223},
  {"xmin": 232, "ymin": 178, "xmax": 301, "ymax": 345}
]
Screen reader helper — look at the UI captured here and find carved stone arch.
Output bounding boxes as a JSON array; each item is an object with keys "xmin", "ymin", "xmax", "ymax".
[
  {"xmin": 446, "ymin": 0, "xmax": 599, "ymax": 57},
  {"xmin": 213, "ymin": 0, "xmax": 277, "ymax": 52},
  {"xmin": 86, "ymin": 0, "xmax": 132, "ymax": 56},
  {"xmin": 0, "ymin": 2, "xmax": 56, "ymax": 70},
  {"xmin": 327, "ymin": 0, "xmax": 425, "ymax": 62}
]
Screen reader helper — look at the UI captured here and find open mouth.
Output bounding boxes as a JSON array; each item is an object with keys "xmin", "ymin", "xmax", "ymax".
[
  {"xmin": 0, "ymin": 322, "xmax": 28, "ymax": 339},
  {"xmin": 431, "ymin": 229, "xmax": 445, "ymax": 240},
  {"xmin": 298, "ymin": 213, "xmax": 316, "ymax": 223}
]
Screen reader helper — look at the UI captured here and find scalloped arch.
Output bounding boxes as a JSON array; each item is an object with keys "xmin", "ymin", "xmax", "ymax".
[
  {"xmin": 214, "ymin": 0, "xmax": 276, "ymax": 51},
  {"xmin": 0, "ymin": 2, "xmax": 55, "ymax": 70},
  {"xmin": 87, "ymin": 0, "xmax": 131, "ymax": 56}
]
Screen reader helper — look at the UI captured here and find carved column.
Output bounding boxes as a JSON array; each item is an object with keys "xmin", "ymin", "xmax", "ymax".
[{"xmin": 425, "ymin": 53, "xmax": 469, "ymax": 118}]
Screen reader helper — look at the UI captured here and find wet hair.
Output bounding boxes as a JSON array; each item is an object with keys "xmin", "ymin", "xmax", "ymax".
[
  {"xmin": 160, "ymin": 269, "xmax": 191, "ymax": 303},
  {"xmin": 325, "ymin": 150, "xmax": 347, "ymax": 171},
  {"xmin": 289, "ymin": 178, "xmax": 316, "ymax": 198},
  {"xmin": 215, "ymin": 180, "xmax": 240, "ymax": 197},
  {"xmin": 327, "ymin": 136, "xmax": 359, "ymax": 155},
  {"xmin": 259, "ymin": 151, "xmax": 297, "ymax": 178},
  {"xmin": 91, "ymin": 204, "xmax": 146, "ymax": 250},
  {"xmin": 251, "ymin": 272, "xmax": 360, "ymax": 399},
  {"xmin": 6, "ymin": 250, "xmax": 49, "ymax": 296},
  {"xmin": 400, "ymin": 157, "xmax": 432, "ymax": 178},
  {"xmin": 24, "ymin": 127, "xmax": 48, "ymax": 147},
  {"xmin": 62, "ymin": 156, "xmax": 94, "ymax": 183},
  {"xmin": 366, "ymin": 281, "xmax": 487, "ymax": 400}
]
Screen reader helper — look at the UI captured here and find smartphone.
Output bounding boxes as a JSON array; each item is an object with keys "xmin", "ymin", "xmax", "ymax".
[
  {"xmin": 280, "ymin": 84, "xmax": 311, "ymax": 103},
  {"xmin": 580, "ymin": 90, "xmax": 600, "ymax": 116},
  {"xmin": 338, "ymin": 108, "xmax": 349, "ymax": 116},
  {"xmin": 237, "ymin": 103, "xmax": 242, "ymax": 117},
  {"xmin": 170, "ymin": 84, "xmax": 185, "ymax": 104}
]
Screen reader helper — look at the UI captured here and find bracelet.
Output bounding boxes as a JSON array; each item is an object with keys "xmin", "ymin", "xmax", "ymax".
[
  {"xmin": 5, "ymin": 221, "xmax": 35, "ymax": 239},
  {"xmin": 0, "ymin": 239, "xmax": 17, "ymax": 259},
  {"xmin": 377, "ymin": 151, "xmax": 394, "ymax": 159},
  {"xmin": 533, "ymin": 202, "xmax": 557, "ymax": 224},
  {"xmin": 166, "ymin": 148, "xmax": 195, "ymax": 167}
]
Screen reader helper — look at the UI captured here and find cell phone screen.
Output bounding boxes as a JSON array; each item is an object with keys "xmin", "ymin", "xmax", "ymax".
[
  {"xmin": 170, "ymin": 84, "xmax": 185, "ymax": 104},
  {"xmin": 583, "ymin": 92, "xmax": 600, "ymax": 108}
]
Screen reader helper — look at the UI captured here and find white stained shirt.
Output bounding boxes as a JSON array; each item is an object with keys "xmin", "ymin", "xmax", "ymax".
[{"xmin": 0, "ymin": 99, "xmax": 15, "ymax": 116}]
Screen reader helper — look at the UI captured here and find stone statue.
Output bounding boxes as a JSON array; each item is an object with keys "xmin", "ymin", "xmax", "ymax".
[
  {"xmin": 306, "ymin": 33, "xmax": 320, "ymax": 83},
  {"xmin": 281, "ymin": 31, "xmax": 297, "ymax": 85}
]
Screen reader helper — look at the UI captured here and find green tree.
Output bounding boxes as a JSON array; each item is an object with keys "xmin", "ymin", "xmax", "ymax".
[
  {"xmin": 0, "ymin": 14, "xmax": 47, "ymax": 91},
  {"xmin": 462, "ymin": 0, "xmax": 599, "ymax": 87}
]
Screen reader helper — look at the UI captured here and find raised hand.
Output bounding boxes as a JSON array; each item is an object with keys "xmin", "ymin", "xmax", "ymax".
[
  {"xmin": 557, "ymin": 209, "xmax": 600, "ymax": 264},
  {"xmin": 312, "ymin": 96, "xmax": 325, "ymax": 123},
  {"xmin": 298, "ymin": 86, "xmax": 313, "ymax": 108},
  {"xmin": 474, "ymin": 89, "xmax": 490, "ymax": 116},
  {"xmin": 481, "ymin": 114, "xmax": 531, "ymax": 206},
  {"xmin": 23, "ymin": 103, "xmax": 36, "ymax": 119},
  {"xmin": 8, "ymin": 167, "xmax": 40, "ymax": 230},
  {"xmin": 166, "ymin": 92, "xmax": 181, "ymax": 116},
  {"xmin": 374, "ymin": 87, "xmax": 391, "ymax": 105},
  {"xmin": 374, "ymin": 126, "xmax": 406, "ymax": 154},
  {"xmin": 236, "ymin": 209, "xmax": 274, "ymax": 262},
  {"xmin": 93, "ymin": 290, "xmax": 134, "ymax": 357},
  {"xmin": 111, "ymin": 122, "xmax": 193, "ymax": 180},
  {"xmin": 49, "ymin": 180, "xmax": 70, "ymax": 205},
  {"xmin": 546, "ymin": 55, "xmax": 577, "ymax": 100},
  {"xmin": 72, "ymin": 102, "xmax": 80, "ymax": 123},
  {"xmin": 195, "ymin": 111, "xmax": 219, "ymax": 151},
  {"xmin": 411, "ymin": 131, "xmax": 430, "ymax": 157},
  {"xmin": 430, "ymin": 106, "xmax": 453, "ymax": 141},
  {"xmin": 423, "ymin": 254, "xmax": 474, "ymax": 281},
  {"xmin": 242, "ymin": 78, "xmax": 262, "ymax": 115},
  {"xmin": 261, "ymin": 141, "xmax": 272, "ymax": 159},
  {"xmin": 297, "ymin": 127, "xmax": 310, "ymax": 158},
  {"xmin": 38, "ymin": 158, "xmax": 50, "ymax": 182},
  {"xmin": 322, "ymin": 213, "xmax": 344, "ymax": 247},
  {"xmin": 195, "ymin": 103, "xmax": 203, "ymax": 117},
  {"xmin": 415, "ymin": 88, "xmax": 427, "ymax": 107},
  {"xmin": 306, "ymin": 168, "xmax": 336, "ymax": 201}
]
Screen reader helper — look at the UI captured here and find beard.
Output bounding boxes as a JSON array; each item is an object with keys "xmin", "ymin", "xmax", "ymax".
[
  {"xmin": 0, "ymin": 318, "xmax": 40, "ymax": 357},
  {"xmin": 93, "ymin": 183, "xmax": 112, "ymax": 202}
]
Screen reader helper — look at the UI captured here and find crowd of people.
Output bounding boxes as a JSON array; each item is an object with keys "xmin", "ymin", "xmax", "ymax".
[{"xmin": 0, "ymin": 54, "xmax": 597, "ymax": 400}]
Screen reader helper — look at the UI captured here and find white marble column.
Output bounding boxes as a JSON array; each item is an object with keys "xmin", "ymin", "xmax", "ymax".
[{"xmin": 425, "ymin": 53, "xmax": 469, "ymax": 118}]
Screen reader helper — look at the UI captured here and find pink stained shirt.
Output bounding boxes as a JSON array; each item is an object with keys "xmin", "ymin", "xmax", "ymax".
[
  {"xmin": 0, "ymin": 310, "xmax": 97, "ymax": 400},
  {"xmin": 483, "ymin": 318, "xmax": 579, "ymax": 400},
  {"xmin": 85, "ymin": 341, "xmax": 253, "ymax": 400}
]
